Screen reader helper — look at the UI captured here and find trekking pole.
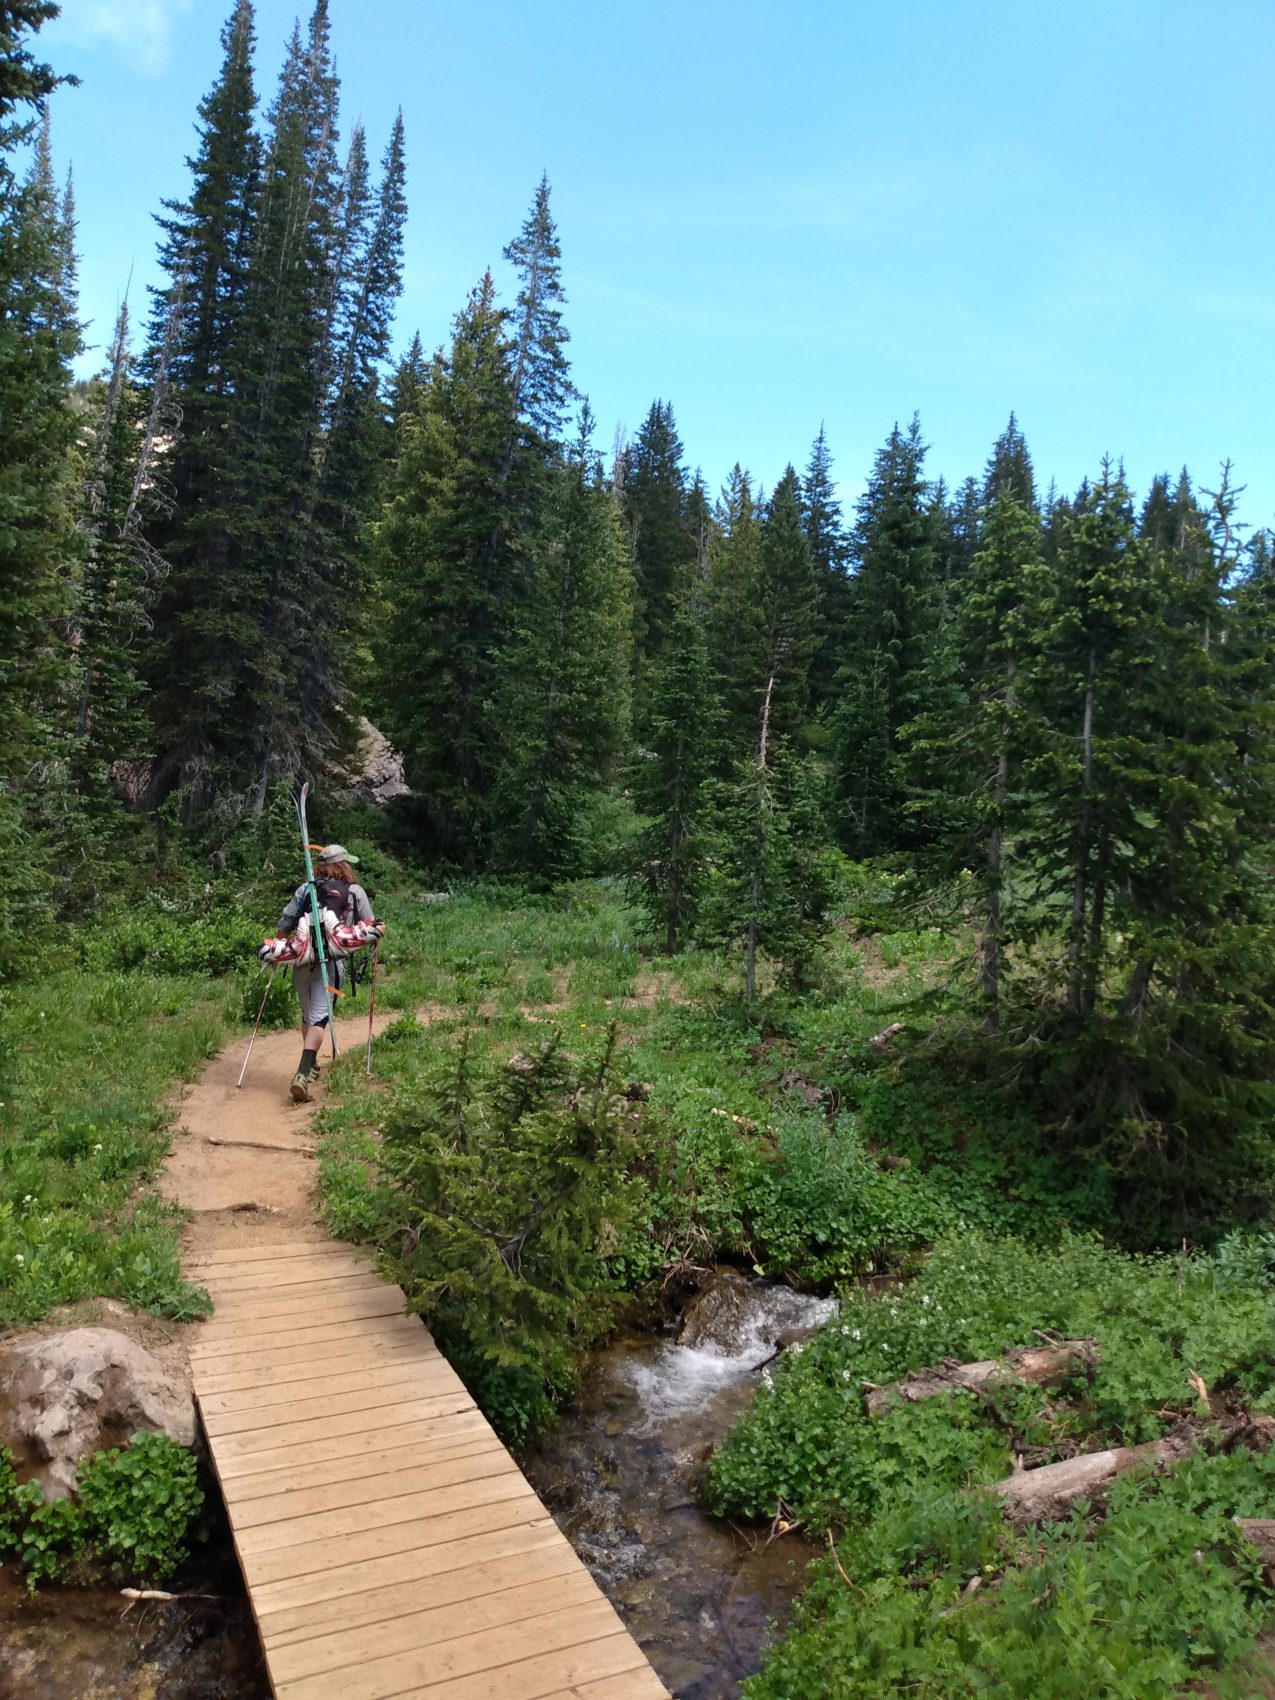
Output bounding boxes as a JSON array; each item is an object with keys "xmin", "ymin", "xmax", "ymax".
[
  {"xmin": 365, "ymin": 939, "xmax": 381, "ymax": 1074},
  {"xmin": 237, "ymin": 968, "xmax": 277, "ymax": 1089}
]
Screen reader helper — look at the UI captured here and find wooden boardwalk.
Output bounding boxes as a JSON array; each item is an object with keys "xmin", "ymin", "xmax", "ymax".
[{"xmin": 188, "ymin": 1238, "xmax": 670, "ymax": 1700}]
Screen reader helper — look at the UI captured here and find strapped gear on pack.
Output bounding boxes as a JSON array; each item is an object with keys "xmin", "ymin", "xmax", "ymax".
[{"xmin": 259, "ymin": 899, "xmax": 385, "ymax": 966}]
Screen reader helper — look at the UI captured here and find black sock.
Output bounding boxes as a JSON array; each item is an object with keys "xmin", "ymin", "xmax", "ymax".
[{"xmin": 299, "ymin": 1047, "xmax": 319, "ymax": 1078}]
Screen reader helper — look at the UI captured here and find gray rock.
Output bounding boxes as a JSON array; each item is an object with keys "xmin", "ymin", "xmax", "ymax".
[
  {"xmin": 0, "ymin": 1328, "xmax": 196, "ymax": 1499},
  {"xmin": 675, "ymin": 1270, "xmax": 754, "ymax": 1351},
  {"xmin": 338, "ymin": 718, "xmax": 411, "ymax": 806}
]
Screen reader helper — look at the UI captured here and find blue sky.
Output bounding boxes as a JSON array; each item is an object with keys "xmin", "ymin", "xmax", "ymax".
[{"xmin": 40, "ymin": 0, "xmax": 1275, "ymax": 530}]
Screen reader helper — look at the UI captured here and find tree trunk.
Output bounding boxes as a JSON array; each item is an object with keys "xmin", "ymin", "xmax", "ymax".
[
  {"xmin": 864, "ymin": 1340, "xmax": 1097, "ymax": 1417},
  {"xmin": 994, "ymin": 1416, "xmax": 1275, "ymax": 1525}
]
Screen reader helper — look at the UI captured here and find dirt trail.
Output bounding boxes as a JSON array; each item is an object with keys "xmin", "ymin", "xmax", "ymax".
[{"xmin": 161, "ymin": 1006, "xmax": 398, "ymax": 1261}]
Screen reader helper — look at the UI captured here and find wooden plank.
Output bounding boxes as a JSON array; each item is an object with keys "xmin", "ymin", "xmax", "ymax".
[
  {"xmin": 261, "ymin": 1539, "xmax": 581, "ymax": 1646},
  {"xmin": 188, "ymin": 1240, "xmax": 351, "ymax": 1266},
  {"xmin": 204, "ymin": 1266, "xmax": 383, "ymax": 1301},
  {"xmin": 249, "ymin": 1516, "xmax": 563, "ymax": 1620},
  {"xmin": 413, "ymin": 1633, "xmax": 651, "ymax": 1700},
  {"xmin": 247, "ymin": 1495, "xmax": 551, "ymax": 1588},
  {"xmin": 201, "ymin": 1372, "xmax": 470, "ymax": 1438},
  {"xmin": 198, "ymin": 1356, "xmax": 456, "ymax": 1418},
  {"xmin": 190, "ymin": 1312, "xmax": 418, "ymax": 1360},
  {"xmin": 197, "ymin": 1251, "xmax": 372, "ymax": 1285},
  {"xmin": 273, "ymin": 1599, "xmax": 625, "ymax": 1700},
  {"xmin": 232, "ymin": 1433, "xmax": 505, "ymax": 1506},
  {"xmin": 267, "ymin": 1569, "xmax": 600, "ymax": 1685},
  {"xmin": 565, "ymin": 1670, "xmax": 672, "ymax": 1700},
  {"xmin": 232, "ymin": 1446, "xmax": 519, "ymax": 1529},
  {"xmin": 236, "ymin": 1473, "xmax": 537, "ymax": 1560},
  {"xmin": 212, "ymin": 1409, "xmax": 488, "ymax": 1480},
  {"xmin": 198, "ymin": 1277, "xmax": 391, "ymax": 1326},
  {"xmin": 193, "ymin": 1290, "xmax": 408, "ymax": 1347},
  {"xmin": 196, "ymin": 1337, "xmax": 429, "ymax": 1396},
  {"xmin": 190, "ymin": 1316, "xmax": 429, "ymax": 1378}
]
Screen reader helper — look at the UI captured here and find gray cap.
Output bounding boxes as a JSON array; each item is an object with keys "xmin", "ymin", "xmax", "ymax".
[{"xmin": 316, "ymin": 843, "xmax": 360, "ymax": 866}]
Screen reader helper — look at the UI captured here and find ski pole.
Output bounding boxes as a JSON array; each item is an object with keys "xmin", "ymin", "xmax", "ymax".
[
  {"xmin": 296, "ymin": 782, "xmax": 340, "ymax": 1059},
  {"xmin": 365, "ymin": 939, "xmax": 380, "ymax": 1074},
  {"xmin": 237, "ymin": 967, "xmax": 277, "ymax": 1089}
]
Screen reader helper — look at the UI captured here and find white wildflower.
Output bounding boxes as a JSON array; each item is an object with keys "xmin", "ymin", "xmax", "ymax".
[
  {"xmin": 842, "ymin": 1369, "xmax": 853, "ymax": 1382},
  {"xmin": 851, "ymin": 1328, "xmax": 862, "ymax": 1341},
  {"xmin": 921, "ymin": 1295, "xmax": 931, "ymax": 1306}
]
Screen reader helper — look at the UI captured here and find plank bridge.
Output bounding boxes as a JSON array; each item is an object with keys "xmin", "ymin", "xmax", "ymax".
[{"xmin": 188, "ymin": 1239, "xmax": 670, "ymax": 1700}]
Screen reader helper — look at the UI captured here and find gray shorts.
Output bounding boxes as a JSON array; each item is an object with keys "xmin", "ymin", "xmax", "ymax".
[{"xmin": 293, "ymin": 960, "xmax": 345, "ymax": 1026}]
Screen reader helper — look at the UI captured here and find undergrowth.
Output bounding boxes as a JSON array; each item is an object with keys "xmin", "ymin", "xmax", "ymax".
[{"xmin": 0, "ymin": 968, "xmax": 228, "ymax": 1324}]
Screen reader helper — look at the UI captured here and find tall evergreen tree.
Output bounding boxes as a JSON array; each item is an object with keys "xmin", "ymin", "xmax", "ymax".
[
  {"xmin": 496, "ymin": 423, "xmax": 634, "ymax": 878},
  {"xmin": 983, "ymin": 411, "xmax": 1035, "ymax": 509},
  {"xmin": 74, "ymin": 302, "xmax": 162, "ymax": 807},
  {"xmin": 831, "ymin": 415, "xmax": 937, "ymax": 853},
  {"xmin": 503, "ymin": 173, "xmax": 573, "ymax": 446},
  {"xmin": 801, "ymin": 424, "xmax": 850, "ymax": 708},
  {"xmin": 142, "ymin": 0, "xmax": 261, "ymax": 810},
  {"xmin": 624, "ymin": 400, "xmax": 694, "ymax": 665},
  {"xmin": 704, "ymin": 464, "xmax": 765, "ymax": 762},
  {"xmin": 759, "ymin": 465, "xmax": 819, "ymax": 742},
  {"xmin": 0, "ymin": 2, "xmax": 77, "ymax": 966},
  {"xmin": 374, "ymin": 273, "xmax": 521, "ymax": 862}
]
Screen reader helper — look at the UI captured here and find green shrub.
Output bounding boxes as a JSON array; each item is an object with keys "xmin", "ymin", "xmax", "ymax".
[
  {"xmin": 744, "ymin": 1450, "xmax": 1275, "ymax": 1699},
  {"xmin": 15, "ymin": 1484, "xmax": 86, "ymax": 1587},
  {"xmin": 78, "ymin": 1432, "xmax": 203, "ymax": 1579}
]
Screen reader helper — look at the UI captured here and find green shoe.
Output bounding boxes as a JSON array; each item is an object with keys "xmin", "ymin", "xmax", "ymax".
[{"xmin": 290, "ymin": 1071, "xmax": 312, "ymax": 1104}]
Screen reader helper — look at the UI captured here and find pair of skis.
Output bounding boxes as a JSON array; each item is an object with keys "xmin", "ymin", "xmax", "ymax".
[{"xmin": 237, "ymin": 782, "xmax": 380, "ymax": 1089}]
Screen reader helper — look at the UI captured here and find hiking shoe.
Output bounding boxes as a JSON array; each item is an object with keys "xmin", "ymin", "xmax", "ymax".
[{"xmin": 290, "ymin": 1071, "xmax": 313, "ymax": 1104}]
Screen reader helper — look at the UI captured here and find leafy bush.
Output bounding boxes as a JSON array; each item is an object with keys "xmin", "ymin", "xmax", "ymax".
[
  {"xmin": 744, "ymin": 1450, "xmax": 1275, "ymax": 1699},
  {"xmin": 238, "ymin": 962, "xmax": 298, "ymax": 1029},
  {"xmin": 81, "ymin": 908, "xmax": 265, "ymax": 978},
  {"xmin": 0, "ymin": 1435, "xmax": 202, "ymax": 1589},
  {"xmin": 78, "ymin": 1432, "xmax": 204, "ymax": 1578},
  {"xmin": 14, "ymin": 1484, "xmax": 86, "ymax": 1587}
]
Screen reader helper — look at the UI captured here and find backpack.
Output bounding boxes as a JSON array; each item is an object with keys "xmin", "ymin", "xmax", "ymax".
[{"xmin": 314, "ymin": 877, "xmax": 353, "ymax": 923}]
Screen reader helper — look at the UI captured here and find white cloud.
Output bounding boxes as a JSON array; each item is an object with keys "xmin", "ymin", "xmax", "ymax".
[{"xmin": 51, "ymin": 0, "xmax": 194, "ymax": 76}]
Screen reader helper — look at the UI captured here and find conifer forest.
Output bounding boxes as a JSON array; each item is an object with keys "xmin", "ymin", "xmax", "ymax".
[{"xmin": 5, "ymin": 4, "xmax": 1275, "ymax": 1698}]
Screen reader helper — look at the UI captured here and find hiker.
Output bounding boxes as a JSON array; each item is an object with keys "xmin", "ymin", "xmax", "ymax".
[{"xmin": 274, "ymin": 844, "xmax": 376, "ymax": 1103}]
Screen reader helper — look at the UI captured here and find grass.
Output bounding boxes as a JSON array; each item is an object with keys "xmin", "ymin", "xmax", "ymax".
[{"xmin": 0, "ymin": 965, "xmax": 231, "ymax": 1325}]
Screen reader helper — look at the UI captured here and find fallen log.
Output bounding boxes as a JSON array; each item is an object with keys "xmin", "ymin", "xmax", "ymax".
[
  {"xmin": 864, "ymin": 1339, "xmax": 1098, "ymax": 1417},
  {"xmin": 993, "ymin": 1416, "xmax": 1275, "ymax": 1526}
]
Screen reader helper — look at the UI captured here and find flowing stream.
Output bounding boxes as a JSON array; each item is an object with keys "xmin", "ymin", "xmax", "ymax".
[
  {"xmin": 0, "ymin": 1492, "xmax": 269, "ymax": 1700},
  {"xmin": 524, "ymin": 1275, "xmax": 836, "ymax": 1699}
]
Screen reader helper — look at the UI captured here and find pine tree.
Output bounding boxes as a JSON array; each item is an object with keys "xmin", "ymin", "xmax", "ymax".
[
  {"xmin": 373, "ymin": 273, "xmax": 521, "ymax": 862},
  {"xmin": 0, "ymin": 3, "xmax": 77, "ymax": 967},
  {"xmin": 983, "ymin": 411, "xmax": 1035, "ymax": 509},
  {"xmin": 503, "ymin": 173, "xmax": 573, "ymax": 447},
  {"xmin": 624, "ymin": 400, "xmax": 694, "ymax": 664},
  {"xmin": 759, "ymin": 465, "xmax": 819, "ymax": 742},
  {"xmin": 633, "ymin": 607, "xmax": 717, "ymax": 952},
  {"xmin": 141, "ymin": 0, "xmax": 261, "ymax": 810},
  {"xmin": 801, "ymin": 424, "xmax": 850, "ymax": 708},
  {"xmin": 707, "ymin": 679, "xmax": 832, "ymax": 999},
  {"xmin": 704, "ymin": 464, "xmax": 765, "ymax": 762},
  {"xmin": 74, "ymin": 302, "xmax": 163, "ymax": 807},
  {"xmin": 232, "ymin": 0, "xmax": 343, "ymax": 808},
  {"xmin": 906, "ymin": 491, "xmax": 1042, "ymax": 1033},
  {"xmin": 495, "ymin": 417, "xmax": 635, "ymax": 878},
  {"xmin": 831, "ymin": 416, "xmax": 937, "ymax": 854}
]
